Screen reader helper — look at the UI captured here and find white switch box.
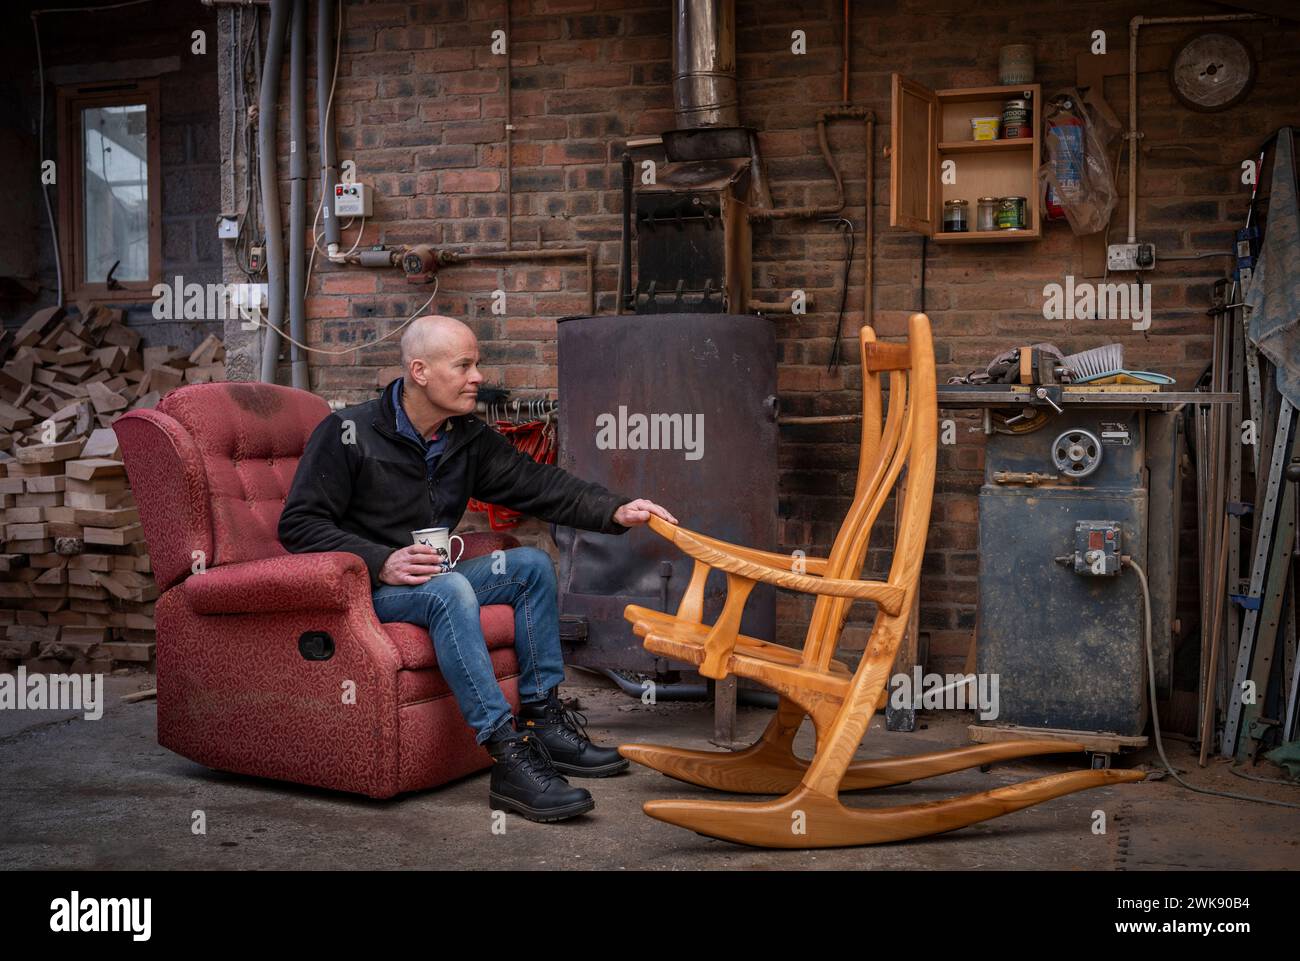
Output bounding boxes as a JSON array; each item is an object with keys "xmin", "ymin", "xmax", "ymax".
[
  {"xmin": 217, "ymin": 216, "xmax": 239, "ymax": 240},
  {"xmin": 334, "ymin": 182, "xmax": 372, "ymax": 217},
  {"xmin": 228, "ymin": 283, "xmax": 268, "ymax": 311},
  {"xmin": 229, "ymin": 283, "xmax": 269, "ymax": 329},
  {"xmin": 1107, "ymin": 242, "xmax": 1156, "ymax": 271}
]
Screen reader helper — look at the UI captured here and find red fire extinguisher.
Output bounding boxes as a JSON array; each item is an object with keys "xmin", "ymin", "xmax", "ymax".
[{"xmin": 1043, "ymin": 101, "xmax": 1084, "ymax": 222}]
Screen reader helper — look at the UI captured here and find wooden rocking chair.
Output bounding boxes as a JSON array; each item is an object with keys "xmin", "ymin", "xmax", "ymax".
[{"xmin": 620, "ymin": 313, "xmax": 1145, "ymax": 848}]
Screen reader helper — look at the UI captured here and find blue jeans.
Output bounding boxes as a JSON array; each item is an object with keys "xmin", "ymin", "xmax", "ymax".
[{"xmin": 371, "ymin": 546, "xmax": 565, "ymax": 744}]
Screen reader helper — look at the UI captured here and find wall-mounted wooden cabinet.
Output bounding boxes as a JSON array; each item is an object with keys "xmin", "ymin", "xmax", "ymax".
[{"xmin": 890, "ymin": 74, "xmax": 1042, "ymax": 244}]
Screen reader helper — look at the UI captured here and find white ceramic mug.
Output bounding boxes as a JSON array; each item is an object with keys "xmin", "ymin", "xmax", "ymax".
[{"xmin": 410, "ymin": 527, "xmax": 465, "ymax": 574}]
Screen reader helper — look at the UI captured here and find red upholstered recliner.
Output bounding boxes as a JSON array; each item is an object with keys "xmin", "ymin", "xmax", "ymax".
[{"xmin": 114, "ymin": 382, "xmax": 522, "ymax": 798}]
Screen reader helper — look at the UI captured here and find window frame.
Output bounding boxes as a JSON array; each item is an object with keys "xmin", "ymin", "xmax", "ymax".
[{"xmin": 56, "ymin": 78, "xmax": 163, "ymax": 303}]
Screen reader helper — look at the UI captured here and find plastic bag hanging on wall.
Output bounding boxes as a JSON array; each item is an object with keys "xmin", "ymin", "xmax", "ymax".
[{"xmin": 1039, "ymin": 88, "xmax": 1121, "ymax": 236}]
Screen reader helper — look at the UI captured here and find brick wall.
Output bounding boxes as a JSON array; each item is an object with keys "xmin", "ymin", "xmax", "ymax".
[
  {"xmin": 220, "ymin": 0, "xmax": 1300, "ymax": 669},
  {"xmin": 2, "ymin": 1, "xmax": 222, "ymax": 352}
]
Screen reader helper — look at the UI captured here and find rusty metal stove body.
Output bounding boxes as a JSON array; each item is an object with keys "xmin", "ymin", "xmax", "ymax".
[{"xmin": 553, "ymin": 313, "xmax": 778, "ymax": 688}]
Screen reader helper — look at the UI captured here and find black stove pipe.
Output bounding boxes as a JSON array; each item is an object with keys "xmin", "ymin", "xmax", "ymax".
[{"xmin": 619, "ymin": 152, "xmax": 633, "ymax": 314}]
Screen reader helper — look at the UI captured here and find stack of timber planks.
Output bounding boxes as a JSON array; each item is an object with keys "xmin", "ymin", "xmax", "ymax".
[{"xmin": 0, "ymin": 303, "xmax": 224, "ymax": 673}]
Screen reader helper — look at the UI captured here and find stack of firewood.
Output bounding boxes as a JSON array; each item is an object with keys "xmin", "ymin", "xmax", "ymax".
[{"xmin": 0, "ymin": 303, "xmax": 224, "ymax": 673}]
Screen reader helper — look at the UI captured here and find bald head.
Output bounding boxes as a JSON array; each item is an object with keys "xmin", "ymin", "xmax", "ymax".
[
  {"xmin": 401, "ymin": 314, "xmax": 477, "ymax": 372},
  {"xmin": 398, "ymin": 315, "xmax": 483, "ymax": 424}
]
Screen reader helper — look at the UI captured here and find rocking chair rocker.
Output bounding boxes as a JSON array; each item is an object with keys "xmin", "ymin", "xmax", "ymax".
[{"xmin": 620, "ymin": 313, "xmax": 1145, "ymax": 848}]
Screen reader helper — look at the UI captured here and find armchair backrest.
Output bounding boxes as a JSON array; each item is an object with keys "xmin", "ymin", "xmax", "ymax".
[
  {"xmin": 114, "ymin": 382, "xmax": 331, "ymax": 592},
  {"xmin": 804, "ymin": 313, "xmax": 937, "ymax": 668}
]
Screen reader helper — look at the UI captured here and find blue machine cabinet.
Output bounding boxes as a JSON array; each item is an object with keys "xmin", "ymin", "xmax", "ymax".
[{"xmin": 940, "ymin": 389, "xmax": 1185, "ymax": 739}]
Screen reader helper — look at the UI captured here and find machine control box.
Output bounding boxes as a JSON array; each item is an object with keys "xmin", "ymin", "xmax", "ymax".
[
  {"xmin": 334, "ymin": 182, "xmax": 372, "ymax": 217},
  {"xmin": 1071, "ymin": 520, "xmax": 1122, "ymax": 576}
]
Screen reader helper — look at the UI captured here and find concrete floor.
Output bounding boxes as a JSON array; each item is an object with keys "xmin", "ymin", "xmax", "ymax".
[{"xmin": 1, "ymin": 669, "xmax": 1297, "ymax": 870}]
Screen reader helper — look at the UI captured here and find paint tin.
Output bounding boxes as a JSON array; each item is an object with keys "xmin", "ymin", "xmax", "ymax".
[
  {"xmin": 995, "ymin": 196, "xmax": 1027, "ymax": 230},
  {"xmin": 999, "ymin": 44, "xmax": 1035, "ymax": 84},
  {"xmin": 943, "ymin": 199, "xmax": 969, "ymax": 232},
  {"xmin": 977, "ymin": 197, "xmax": 998, "ymax": 232},
  {"xmin": 1002, "ymin": 99, "xmax": 1032, "ymax": 139},
  {"xmin": 970, "ymin": 116, "xmax": 1001, "ymax": 141}
]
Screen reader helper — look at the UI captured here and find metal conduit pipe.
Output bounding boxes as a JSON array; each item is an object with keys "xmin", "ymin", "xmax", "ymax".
[
  {"xmin": 257, "ymin": 0, "xmax": 289, "ymax": 384},
  {"xmin": 287, "ymin": 0, "xmax": 308, "ymax": 390},
  {"xmin": 841, "ymin": 0, "xmax": 850, "ymax": 104},
  {"xmin": 599, "ymin": 668, "xmax": 780, "ymax": 708},
  {"xmin": 864, "ymin": 114, "xmax": 874, "ymax": 327},
  {"xmin": 748, "ymin": 107, "xmax": 872, "ymax": 222},
  {"xmin": 504, "ymin": 0, "xmax": 514, "ymax": 249},
  {"xmin": 437, "ymin": 247, "xmax": 596, "ymax": 315},
  {"xmin": 749, "ymin": 110, "xmax": 875, "ymax": 329},
  {"xmin": 618, "ymin": 152, "xmax": 632, "ymax": 314},
  {"xmin": 749, "ymin": 296, "xmax": 816, "ymax": 314},
  {"xmin": 316, "ymin": 0, "xmax": 341, "ymax": 251}
]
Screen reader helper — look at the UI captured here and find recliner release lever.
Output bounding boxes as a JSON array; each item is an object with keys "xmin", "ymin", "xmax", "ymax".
[{"xmin": 298, "ymin": 631, "xmax": 335, "ymax": 661}]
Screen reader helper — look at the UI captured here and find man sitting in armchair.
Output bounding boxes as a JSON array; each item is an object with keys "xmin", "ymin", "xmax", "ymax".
[{"xmin": 279, "ymin": 314, "xmax": 676, "ymax": 823}]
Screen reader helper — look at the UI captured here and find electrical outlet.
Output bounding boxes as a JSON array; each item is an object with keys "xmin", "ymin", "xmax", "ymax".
[
  {"xmin": 229, "ymin": 283, "xmax": 268, "ymax": 311},
  {"xmin": 1107, "ymin": 242, "xmax": 1156, "ymax": 271}
]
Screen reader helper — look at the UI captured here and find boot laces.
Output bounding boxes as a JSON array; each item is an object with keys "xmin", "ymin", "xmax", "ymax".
[
  {"xmin": 510, "ymin": 734, "xmax": 566, "ymax": 785},
  {"xmin": 546, "ymin": 700, "xmax": 591, "ymax": 744}
]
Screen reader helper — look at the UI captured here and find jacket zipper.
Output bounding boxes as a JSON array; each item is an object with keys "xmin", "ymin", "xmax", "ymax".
[{"xmin": 372, "ymin": 415, "xmax": 481, "ymax": 517}]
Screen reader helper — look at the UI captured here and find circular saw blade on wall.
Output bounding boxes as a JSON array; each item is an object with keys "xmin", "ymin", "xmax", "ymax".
[{"xmin": 1169, "ymin": 30, "xmax": 1257, "ymax": 112}]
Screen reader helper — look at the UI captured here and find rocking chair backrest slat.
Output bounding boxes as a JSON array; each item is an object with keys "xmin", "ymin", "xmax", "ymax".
[
  {"xmin": 800, "ymin": 315, "xmax": 936, "ymax": 669},
  {"xmin": 862, "ymin": 341, "xmax": 913, "ymax": 372},
  {"xmin": 831, "ymin": 371, "xmax": 912, "ymax": 583},
  {"xmin": 886, "ymin": 317, "xmax": 937, "ymax": 592},
  {"xmin": 801, "ymin": 338, "xmax": 910, "ymax": 666},
  {"xmin": 804, "ymin": 375, "xmax": 915, "ymax": 668},
  {"xmin": 855, "ymin": 328, "xmax": 883, "ymax": 502}
]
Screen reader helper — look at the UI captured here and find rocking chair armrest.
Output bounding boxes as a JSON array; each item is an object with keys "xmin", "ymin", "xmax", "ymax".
[
  {"xmin": 646, "ymin": 516, "xmax": 905, "ymax": 615},
  {"xmin": 643, "ymin": 515, "xmax": 829, "ymax": 575},
  {"xmin": 647, "ymin": 522, "xmax": 829, "ymax": 576}
]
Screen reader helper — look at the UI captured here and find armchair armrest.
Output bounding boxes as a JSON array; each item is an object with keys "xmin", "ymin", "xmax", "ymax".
[
  {"xmin": 186, "ymin": 551, "xmax": 372, "ymax": 615},
  {"xmin": 646, "ymin": 516, "xmax": 905, "ymax": 615}
]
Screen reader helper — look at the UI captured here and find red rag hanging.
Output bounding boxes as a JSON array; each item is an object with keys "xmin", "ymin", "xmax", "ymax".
[{"xmin": 465, "ymin": 417, "xmax": 557, "ymax": 530}]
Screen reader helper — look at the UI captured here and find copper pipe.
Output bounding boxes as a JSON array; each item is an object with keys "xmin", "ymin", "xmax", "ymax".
[
  {"xmin": 841, "ymin": 0, "xmax": 850, "ymax": 104},
  {"xmin": 749, "ymin": 295, "xmax": 815, "ymax": 313},
  {"xmin": 865, "ymin": 115, "xmax": 874, "ymax": 327},
  {"xmin": 748, "ymin": 109, "xmax": 875, "ymax": 339},
  {"xmin": 441, "ymin": 247, "xmax": 595, "ymax": 315},
  {"xmin": 778, "ymin": 414, "xmax": 861, "ymax": 425},
  {"xmin": 748, "ymin": 106, "xmax": 871, "ymax": 222},
  {"xmin": 504, "ymin": 0, "xmax": 514, "ymax": 249}
]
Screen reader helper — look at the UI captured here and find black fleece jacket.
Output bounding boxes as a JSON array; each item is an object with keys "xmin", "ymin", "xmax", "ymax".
[{"xmin": 278, "ymin": 383, "xmax": 632, "ymax": 587}]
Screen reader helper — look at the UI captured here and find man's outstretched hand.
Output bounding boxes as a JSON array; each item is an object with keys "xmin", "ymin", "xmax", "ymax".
[{"xmin": 613, "ymin": 498, "xmax": 677, "ymax": 528}]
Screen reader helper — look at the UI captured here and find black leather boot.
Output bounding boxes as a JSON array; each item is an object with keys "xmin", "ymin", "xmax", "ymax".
[
  {"xmin": 517, "ymin": 689, "xmax": 630, "ymax": 778},
  {"xmin": 486, "ymin": 727, "xmax": 594, "ymax": 822}
]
